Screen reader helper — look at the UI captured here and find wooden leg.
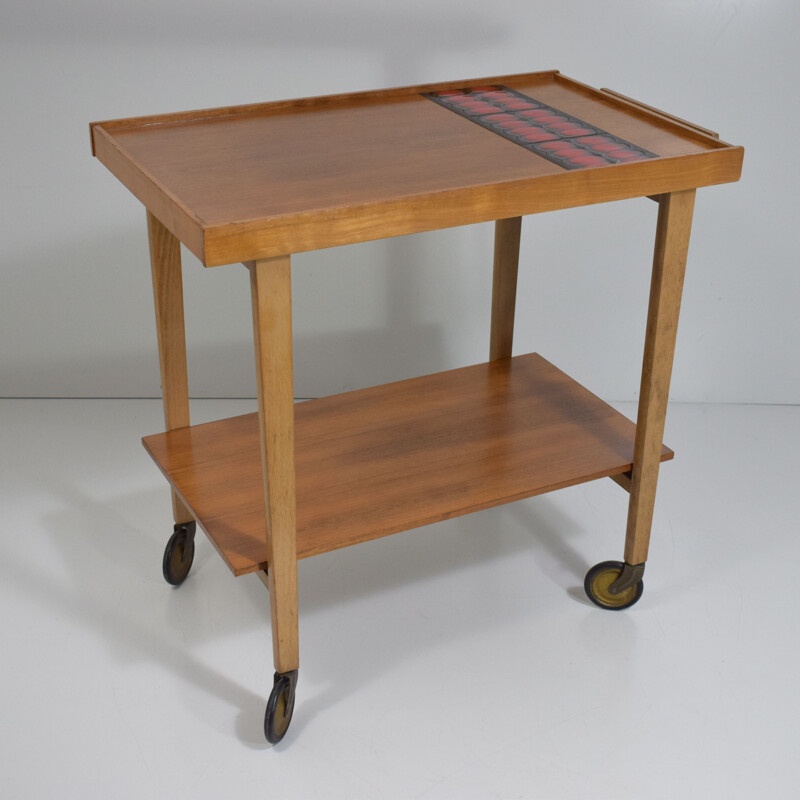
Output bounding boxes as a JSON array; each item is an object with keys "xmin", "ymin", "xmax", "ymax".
[
  {"xmin": 489, "ymin": 217, "xmax": 522, "ymax": 361},
  {"xmin": 147, "ymin": 210, "xmax": 192, "ymax": 525},
  {"xmin": 249, "ymin": 256, "xmax": 299, "ymax": 675},
  {"xmin": 624, "ymin": 189, "xmax": 696, "ymax": 566}
]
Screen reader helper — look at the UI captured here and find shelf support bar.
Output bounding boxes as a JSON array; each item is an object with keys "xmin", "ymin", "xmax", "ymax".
[
  {"xmin": 610, "ymin": 471, "xmax": 632, "ymax": 493},
  {"xmin": 489, "ymin": 217, "xmax": 522, "ymax": 360},
  {"xmin": 147, "ymin": 211, "xmax": 193, "ymax": 525},
  {"xmin": 248, "ymin": 256, "xmax": 299, "ymax": 675},
  {"xmin": 624, "ymin": 189, "xmax": 696, "ymax": 566}
]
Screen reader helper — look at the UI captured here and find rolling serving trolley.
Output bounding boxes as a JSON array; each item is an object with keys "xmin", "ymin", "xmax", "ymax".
[{"xmin": 91, "ymin": 70, "xmax": 743, "ymax": 743}]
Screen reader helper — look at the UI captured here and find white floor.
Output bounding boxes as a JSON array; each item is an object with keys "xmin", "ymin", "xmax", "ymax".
[{"xmin": 1, "ymin": 398, "xmax": 798, "ymax": 800}]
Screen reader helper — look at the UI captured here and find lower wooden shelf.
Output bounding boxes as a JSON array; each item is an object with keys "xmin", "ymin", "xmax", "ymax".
[{"xmin": 143, "ymin": 353, "xmax": 672, "ymax": 576}]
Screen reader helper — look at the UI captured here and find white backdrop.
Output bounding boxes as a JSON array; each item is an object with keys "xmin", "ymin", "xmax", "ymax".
[{"xmin": 1, "ymin": 0, "xmax": 797, "ymax": 403}]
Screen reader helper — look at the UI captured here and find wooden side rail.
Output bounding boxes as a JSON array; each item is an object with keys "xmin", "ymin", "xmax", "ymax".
[{"xmin": 600, "ymin": 88, "xmax": 720, "ymax": 140}]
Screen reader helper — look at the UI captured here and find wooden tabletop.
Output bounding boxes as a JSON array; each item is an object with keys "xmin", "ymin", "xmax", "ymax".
[{"xmin": 91, "ymin": 70, "xmax": 742, "ymax": 266}]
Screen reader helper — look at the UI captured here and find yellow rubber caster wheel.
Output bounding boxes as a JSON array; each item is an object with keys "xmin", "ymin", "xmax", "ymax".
[{"xmin": 584, "ymin": 560, "xmax": 644, "ymax": 610}]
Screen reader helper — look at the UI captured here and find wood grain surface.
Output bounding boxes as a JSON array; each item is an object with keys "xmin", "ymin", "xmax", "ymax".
[
  {"xmin": 625, "ymin": 190, "xmax": 696, "ymax": 565},
  {"xmin": 489, "ymin": 217, "xmax": 522, "ymax": 361},
  {"xmin": 147, "ymin": 210, "xmax": 193, "ymax": 524},
  {"xmin": 91, "ymin": 71, "xmax": 743, "ymax": 265},
  {"xmin": 248, "ymin": 256, "xmax": 299, "ymax": 671},
  {"xmin": 142, "ymin": 354, "xmax": 673, "ymax": 576}
]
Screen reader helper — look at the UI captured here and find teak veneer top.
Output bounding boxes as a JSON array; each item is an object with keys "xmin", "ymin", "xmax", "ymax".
[{"xmin": 91, "ymin": 71, "xmax": 743, "ymax": 265}]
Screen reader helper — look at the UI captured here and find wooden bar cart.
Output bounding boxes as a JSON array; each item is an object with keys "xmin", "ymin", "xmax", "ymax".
[{"xmin": 90, "ymin": 70, "xmax": 743, "ymax": 743}]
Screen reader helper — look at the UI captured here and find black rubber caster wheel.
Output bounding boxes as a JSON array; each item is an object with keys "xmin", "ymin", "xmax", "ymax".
[
  {"xmin": 265, "ymin": 670, "xmax": 298, "ymax": 744},
  {"xmin": 162, "ymin": 521, "xmax": 196, "ymax": 586},
  {"xmin": 584, "ymin": 560, "xmax": 644, "ymax": 610}
]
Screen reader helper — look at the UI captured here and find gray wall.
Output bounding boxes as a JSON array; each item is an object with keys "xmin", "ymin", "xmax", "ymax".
[{"xmin": 2, "ymin": 0, "xmax": 797, "ymax": 403}]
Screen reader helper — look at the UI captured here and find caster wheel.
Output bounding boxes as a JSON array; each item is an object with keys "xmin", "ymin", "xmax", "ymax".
[
  {"xmin": 265, "ymin": 670, "xmax": 297, "ymax": 744},
  {"xmin": 584, "ymin": 560, "xmax": 643, "ymax": 610},
  {"xmin": 162, "ymin": 521, "xmax": 196, "ymax": 586}
]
